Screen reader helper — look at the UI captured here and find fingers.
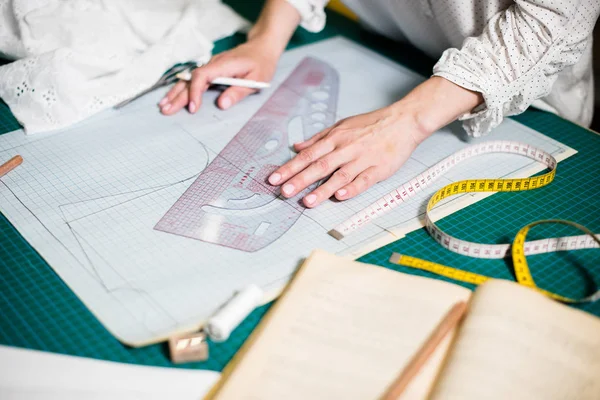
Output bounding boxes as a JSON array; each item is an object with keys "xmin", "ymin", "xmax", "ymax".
[
  {"xmin": 160, "ymin": 56, "xmax": 254, "ymax": 115},
  {"xmin": 279, "ymin": 147, "xmax": 356, "ymax": 200},
  {"xmin": 266, "ymin": 105, "xmax": 416, "ymax": 208},
  {"xmin": 161, "ymin": 86, "xmax": 189, "ymax": 115},
  {"xmin": 162, "ymin": 81, "xmax": 187, "ymax": 105},
  {"xmin": 268, "ymin": 138, "xmax": 336, "ymax": 189},
  {"xmin": 218, "ymin": 86, "xmax": 257, "ymax": 110},
  {"xmin": 189, "ymin": 57, "xmax": 256, "ymax": 113},
  {"xmin": 335, "ymin": 166, "xmax": 381, "ymax": 201},
  {"xmin": 293, "ymin": 128, "xmax": 331, "ymax": 152},
  {"xmin": 302, "ymin": 162, "xmax": 363, "ymax": 207},
  {"xmin": 188, "ymin": 66, "xmax": 218, "ymax": 113},
  {"xmin": 160, "ymin": 81, "xmax": 188, "ymax": 114}
]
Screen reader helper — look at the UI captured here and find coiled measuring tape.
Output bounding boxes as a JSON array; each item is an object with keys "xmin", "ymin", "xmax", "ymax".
[{"xmin": 330, "ymin": 140, "xmax": 600, "ymax": 303}]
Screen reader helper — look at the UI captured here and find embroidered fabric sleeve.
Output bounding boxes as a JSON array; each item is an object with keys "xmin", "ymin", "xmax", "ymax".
[
  {"xmin": 285, "ymin": 0, "xmax": 329, "ymax": 32},
  {"xmin": 432, "ymin": 0, "xmax": 600, "ymax": 137},
  {"xmin": 0, "ymin": 0, "xmax": 248, "ymax": 134}
]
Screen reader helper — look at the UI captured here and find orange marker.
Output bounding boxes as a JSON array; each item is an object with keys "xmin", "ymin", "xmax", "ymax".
[{"xmin": 0, "ymin": 155, "xmax": 23, "ymax": 178}]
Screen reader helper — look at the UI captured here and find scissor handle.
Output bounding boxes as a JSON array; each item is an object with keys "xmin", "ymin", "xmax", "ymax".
[{"xmin": 114, "ymin": 61, "xmax": 198, "ymax": 109}]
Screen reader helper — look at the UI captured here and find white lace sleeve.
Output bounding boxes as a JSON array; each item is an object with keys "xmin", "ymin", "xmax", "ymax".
[
  {"xmin": 0, "ymin": 0, "xmax": 248, "ymax": 134},
  {"xmin": 286, "ymin": 0, "xmax": 329, "ymax": 32},
  {"xmin": 432, "ymin": 0, "xmax": 600, "ymax": 137}
]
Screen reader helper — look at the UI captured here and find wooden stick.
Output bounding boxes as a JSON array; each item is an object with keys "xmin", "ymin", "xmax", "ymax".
[
  {"xmin": 381, "ymin": 301, "xmax": 468, "ymax": 400},
  {"xmin": 0, "ymin": 155, "xmax": 23, "ymax": 178}
]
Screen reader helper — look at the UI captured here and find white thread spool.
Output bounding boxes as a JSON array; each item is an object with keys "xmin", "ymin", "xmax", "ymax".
[{"xmin": 206, "ymin": 284, "xmax": 264, "ymax": 342}]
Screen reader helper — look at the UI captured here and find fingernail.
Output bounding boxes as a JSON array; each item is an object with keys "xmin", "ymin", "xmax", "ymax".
[
  {"xmin": 282, "ymin": 183, "xmax": 294, "ymax": 196},
  {"xmin": 304, "ymin": 194, "xmax": 317, "ymax": 205},
  {"xmin": 221, "ymin": 97, "xmax": 232, "ymax": 110},
  {"xmin": 188, "ymin": 101, "xmax": 196, "ymax": 113},
  {"xmin": 269, "ymin": 173, "xmax": 281, "ymax": 185},
  {"xmin": 336, "ymin": 189, "xmax": 347, "ymax": 198},
  {"xmin": 161, "ymin": 103, "xmax": 171, "ymax": 112},
  {"xmin": 159, "ymin": 97, "xmax": 168, "ymax": 106}
]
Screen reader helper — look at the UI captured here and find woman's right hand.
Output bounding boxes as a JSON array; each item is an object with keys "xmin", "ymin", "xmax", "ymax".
[
  {"xmin": 159, "ymin": 38, "xmax": 280, "ymax": 115},
  {"xmin": 160, "ymin": 0, "xmax": 302, "ymax": 114}
]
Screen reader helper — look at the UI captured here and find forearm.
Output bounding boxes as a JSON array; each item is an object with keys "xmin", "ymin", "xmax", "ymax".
[
  {"xmin": 391, "ymin": 76, "xmax": 483, "ymax": 143},
  {"xmin": 432, "ymin": 0, "xmax": 600, "ymax": 136},
  {"xmin": 248, "ymin": 0, "xmax": 301, "ymax": 58}
]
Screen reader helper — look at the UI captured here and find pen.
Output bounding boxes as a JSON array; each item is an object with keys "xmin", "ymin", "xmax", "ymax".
[
  {"xmin": 381, "ymin": 301, "xmax": 468, "ymax": 400},
  {"xmin": 175, "ymin": 71, "xmax": 271, "ymax": 90},
  {"xmin": 0, "ymin": 155, "xmax": 23, "ymax": 178}
]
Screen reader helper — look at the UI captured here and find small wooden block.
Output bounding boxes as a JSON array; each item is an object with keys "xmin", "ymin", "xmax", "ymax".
[
  {"xmin": 328, "ymin": 229, "xmax": 344, "ymax": 240},
  {"xmin": 168, "ymin": 331, "xmax": 209, "ymax": 364}
]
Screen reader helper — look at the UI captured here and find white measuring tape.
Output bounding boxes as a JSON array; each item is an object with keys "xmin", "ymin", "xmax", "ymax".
[{"xmin": 330, "ymin": 140, "xmax": 600, "ymax": 302}]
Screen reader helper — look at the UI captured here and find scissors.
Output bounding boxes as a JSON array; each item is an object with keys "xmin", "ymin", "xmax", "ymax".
[{"xmin": 114, "ymin": 61, "xmax": 197, "ymax": 109}]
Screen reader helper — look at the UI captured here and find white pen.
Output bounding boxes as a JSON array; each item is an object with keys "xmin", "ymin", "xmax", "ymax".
[{"xmin": 175, "ymin": 71, "xmax": 270, "ymax": 90}]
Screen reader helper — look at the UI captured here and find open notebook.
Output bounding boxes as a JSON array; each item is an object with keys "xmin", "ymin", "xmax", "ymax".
[{"xmin": 207, "ymin": 250, "xmax": 600, "ymax": 400}]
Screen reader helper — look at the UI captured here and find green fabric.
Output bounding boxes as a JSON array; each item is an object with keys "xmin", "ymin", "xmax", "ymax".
[{"xmin": 1, "ymin": 2, "xmax": 599, "ymax": 372}]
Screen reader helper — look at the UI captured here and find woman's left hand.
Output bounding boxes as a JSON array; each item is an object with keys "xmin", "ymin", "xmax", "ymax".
[
  {"xmin": 267, "ymin": 76, "xmax": 484, "ymax": 208},
  {"xmin": 267, "ymin": 105, "xmax": 428, "ymax": 208}
]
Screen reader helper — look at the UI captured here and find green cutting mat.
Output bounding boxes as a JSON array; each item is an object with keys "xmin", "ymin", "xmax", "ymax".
[{"xmin": 1, "ymin": 2, "xmax": 599, "ymax": 372}]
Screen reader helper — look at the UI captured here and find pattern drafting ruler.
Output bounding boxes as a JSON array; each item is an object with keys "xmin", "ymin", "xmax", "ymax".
[{"xmin": 155, "ymin": 57, "xmax": 339, "ymax": 252}]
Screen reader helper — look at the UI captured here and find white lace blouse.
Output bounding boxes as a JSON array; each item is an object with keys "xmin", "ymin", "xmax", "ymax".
[{"xmin": 287, "ymin": 0, "xmax": 599, "ymax": 136}]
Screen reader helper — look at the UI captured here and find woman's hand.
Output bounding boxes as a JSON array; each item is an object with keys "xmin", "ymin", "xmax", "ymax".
[
  {"xmin": 268, "ymin": 106, "xmax": 428, "ymax": 208},
  {"xmin": 159, "ymin": 39, "xmax": 279, "ymax": 115},
  {"xmin": 268, "ymin": 77, "xmax": 484, "ymax": 207},
  {"xmin": 159, "ymin": 0, "xmax": 301, "ymax": 115}
]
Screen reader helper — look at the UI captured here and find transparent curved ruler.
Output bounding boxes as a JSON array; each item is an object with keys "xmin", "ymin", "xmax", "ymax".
[{"xmin": 155, "ymin": 58, "xmax": 339, "ymax": 252}]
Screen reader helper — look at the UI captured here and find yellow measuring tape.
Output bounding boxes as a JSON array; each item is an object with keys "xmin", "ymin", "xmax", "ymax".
[
  {"xmin": 382, "ymin": 142, "xmax": 600, "ymax": 303},
  {"xmin": 391, "ymin": 220, "xmax": 600, "ymax": 303}
]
